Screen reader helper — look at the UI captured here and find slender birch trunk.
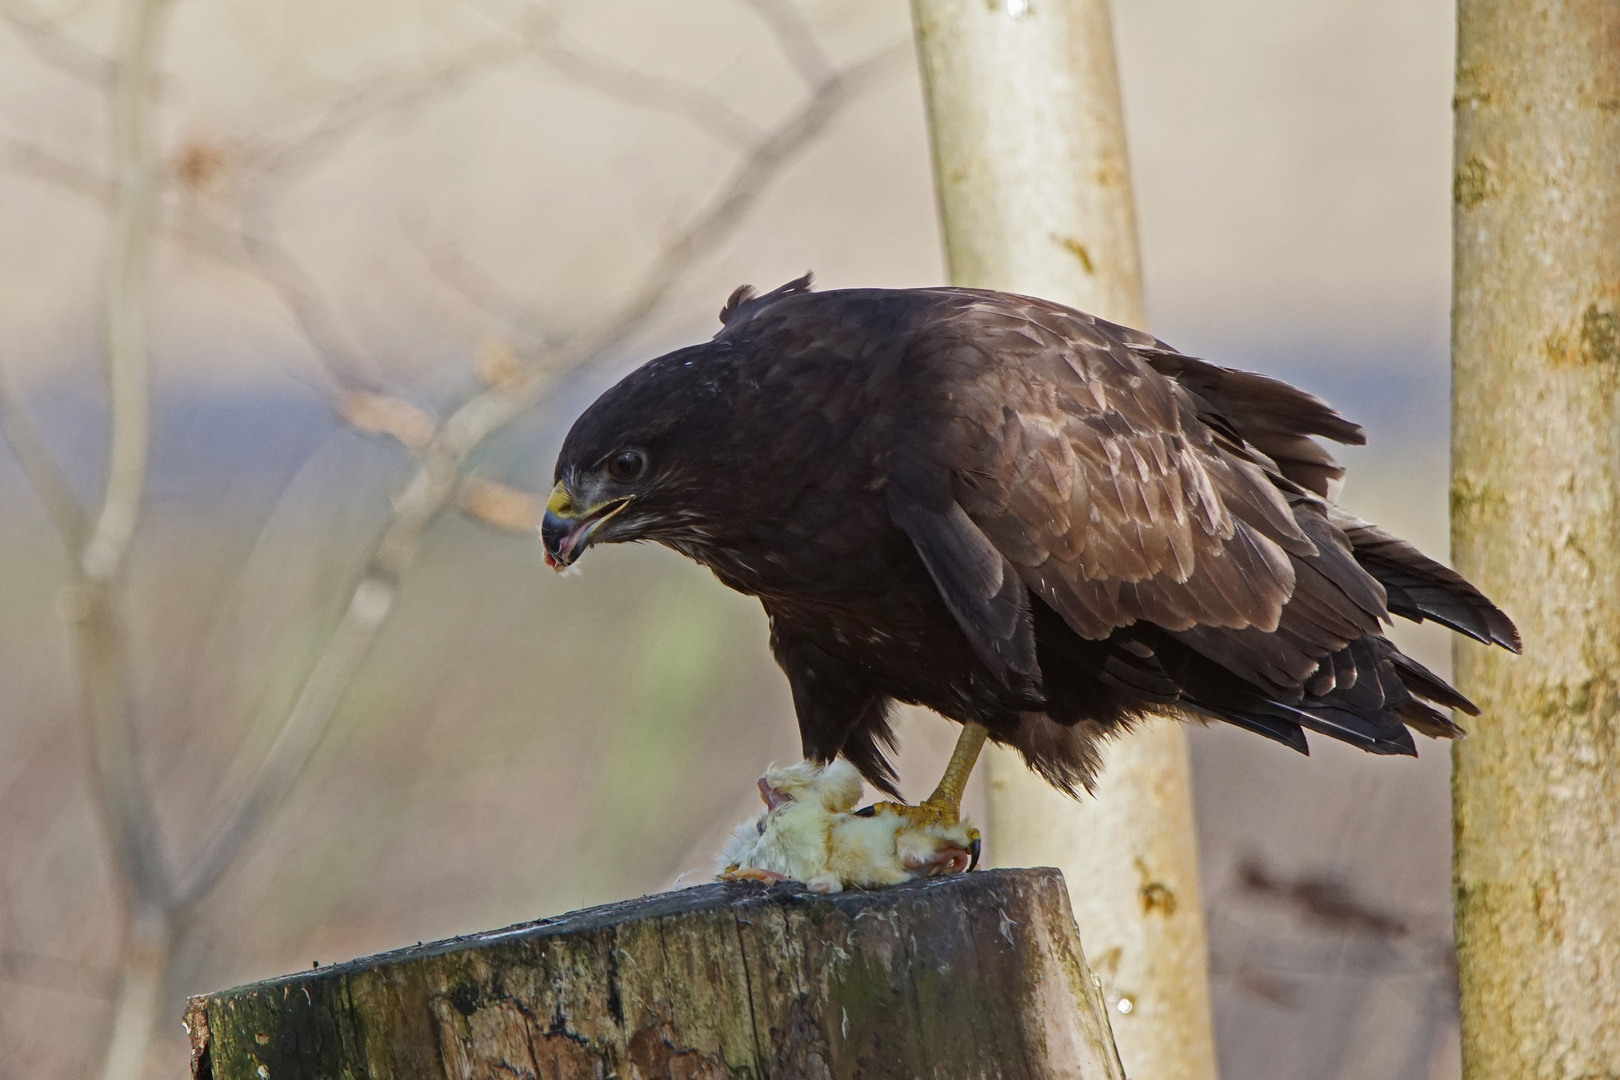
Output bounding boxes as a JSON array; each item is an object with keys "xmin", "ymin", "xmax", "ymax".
[
  {"xmin": 910, "ymin": 4, "xmax": 1218, "ymax": 1078},
  {"xmin": 1450, "ymin": 1, "xmax": 1620, "ymax": 1076},
  {"xmin": 85, "ymin": 3, "xmax": 174, "ymax": 1078}
]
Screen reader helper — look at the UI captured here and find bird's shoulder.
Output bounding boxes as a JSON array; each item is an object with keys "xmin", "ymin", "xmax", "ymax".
[{"xmin": 867, "ymin": 289, "xmax": 1315, "ymax": 640}]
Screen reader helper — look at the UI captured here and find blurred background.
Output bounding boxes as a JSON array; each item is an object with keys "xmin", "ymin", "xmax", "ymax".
[{"xmin": 0, "ymin": 0, "xmax": 1460, "ymax": 1076}]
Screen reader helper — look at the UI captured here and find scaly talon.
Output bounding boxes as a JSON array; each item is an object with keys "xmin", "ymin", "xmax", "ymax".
[
  {"xmin": 856, "ymin": 719, "xmax": 989, "ymax": 844},
  {"xmin": 716, "ymin": 724, "xmax": 992, "ymax": 891}
]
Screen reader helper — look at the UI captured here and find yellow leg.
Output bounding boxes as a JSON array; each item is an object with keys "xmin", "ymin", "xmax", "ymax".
[
  {"xmin": 924, "ymin": 721, "xmax": 989, "ymax": 815},
  {"xmin": 872, "ymin": 721, "xmax": 989, "ymax": 826}
]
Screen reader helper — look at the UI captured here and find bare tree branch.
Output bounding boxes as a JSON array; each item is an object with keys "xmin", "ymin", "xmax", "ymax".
[
  {"xmin": 81, "ymin": 0, "xmax": 161, "ymax": 586},
  {"xmin": 522, "ymin": 10, "xmax": 764, "ymax": 149},
  {"xmin": 73, "ymin": 4, "xmax": 175, "ymax": 1080},
  {"xmin": 76, "ymin": 82, "xmax": 165, "ymax": 899},
  {"xmin": 237, "ymin": 187, "xmax": 386, "ymax": 392},
  {"xmin": 548, "ymin": 41, "xmax": 908, "ymax": 371},
  {"xmin": 4, "ymin": 10, "xmax": 906, "ymax": 1071},
  {"xmin": 1, "ymin": 133, "xmax": 113, "ymax": 202},
  {"xmin": 219, "ymin": 35, "xmax": 547, "ymax": 393},
  {"xmin": 174, "ymin": 36, "xmax": 906, "ymax": 913},
  {"xmin": 402, "ymin": 215, "xmax": 557, "ymax": 345},
  {"xmin": 741, "ymin": 0, "xmax": 837, "ymax": 89},
  {"xmin": 174, "ymin": 558, "xmax": 409, "ymax": 907},
  {"xmin": 1237, "ymin": 858, "xmax": 1411, "ymax": 939},
  {"xmin": 242, "ymin": 36, "xmax": 526, "ymax": 179},
  {"xmin": 0, "ymin": 361, "xmax": 87, "ymax": 550},
  {"xmin": 1, "ymin": 135, "xmax": 253, "ymax": 271},
  {"xmin": 1, "ymin": 0, "xmax": 116, "ymax": 86}
]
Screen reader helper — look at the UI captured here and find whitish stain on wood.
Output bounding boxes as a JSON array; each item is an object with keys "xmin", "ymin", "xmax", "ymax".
[{"xmin": 186, "ymin": 868, "xmax": 1125, "ymax": 1079}]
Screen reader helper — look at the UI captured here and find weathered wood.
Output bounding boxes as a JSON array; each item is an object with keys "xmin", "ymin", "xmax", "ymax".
[{"xmin": 186, "ymin": 868, "xmax": 1124, "ymax": 1079}]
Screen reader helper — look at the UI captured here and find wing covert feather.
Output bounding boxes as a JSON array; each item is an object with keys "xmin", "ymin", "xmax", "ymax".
[{"xmin": 913, "ymin": 294, "xmax": 1310, "ymax": 642}]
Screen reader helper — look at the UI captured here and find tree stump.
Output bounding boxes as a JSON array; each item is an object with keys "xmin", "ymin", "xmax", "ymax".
[{"xmin": 186, "ymin": 868, "xmax": 1125, "ymax": 1079}]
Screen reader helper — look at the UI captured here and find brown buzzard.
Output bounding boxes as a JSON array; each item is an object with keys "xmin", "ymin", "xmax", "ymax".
[{"xmin": 543, "ymin": 277, "xmax": 1517, "ymax": 842}]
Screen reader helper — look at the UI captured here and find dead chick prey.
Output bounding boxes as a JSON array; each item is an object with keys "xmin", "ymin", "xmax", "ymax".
[{"xmin": 717, "ymin": 760, "xmax": 979, "ymax": 893}]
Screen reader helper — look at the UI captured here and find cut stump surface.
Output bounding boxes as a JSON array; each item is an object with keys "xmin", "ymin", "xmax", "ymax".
[{"xmin": 187, "ymin": 867, "xmax": 1125, "ymax": 1079}]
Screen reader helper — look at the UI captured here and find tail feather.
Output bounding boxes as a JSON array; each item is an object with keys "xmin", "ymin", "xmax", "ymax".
[
  {"xmin": 1388, "ymin": 649, "xmax": 1478, "ymax": 715},
  {"xmin": 1193, "ymin": 634, "xmax": 1469, "ymax": 758},
  {"xmin": 1193, "ymin": 703, "xmax": 1312, "ymax": 755},
  {"xmin": 1259, "ymin": 700, "xmax": 1417, "ymax": 756},
  {"xmin": 1333, "ymin": 510, "xmax": 1521, "ymax": 652}
]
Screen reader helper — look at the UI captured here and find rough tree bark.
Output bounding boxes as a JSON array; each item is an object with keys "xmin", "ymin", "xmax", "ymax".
[
  {"xmin": 909, "ymin": 3, "xmax": 1218, "ymax": 1079},
  {"xmin": 1450, "ymin": 1, "xmax": 1620, "ymax": 1076},
  {"xmin": 186, "ymin": 868, "xmax": 1124, "ymax": 1079}
]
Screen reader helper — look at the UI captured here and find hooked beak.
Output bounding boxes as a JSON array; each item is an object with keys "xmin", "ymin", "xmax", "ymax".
[{"xmin": 541, "ymin": 482, "xmax": 632, "ymax": 570}]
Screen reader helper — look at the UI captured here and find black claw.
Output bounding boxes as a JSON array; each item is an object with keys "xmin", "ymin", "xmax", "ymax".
[
  {"xmin": 852, "ymin": 804, "xmax": 877, "ymax": 818},
  {"xmin": 968, "ymin": 837, "xmax": 982, "ymax": 872}
]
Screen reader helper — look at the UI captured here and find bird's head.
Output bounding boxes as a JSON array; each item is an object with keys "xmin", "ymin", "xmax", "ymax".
[{"xmin": 542, "ymin": 343, "xmax": 738, "ymax": 570}]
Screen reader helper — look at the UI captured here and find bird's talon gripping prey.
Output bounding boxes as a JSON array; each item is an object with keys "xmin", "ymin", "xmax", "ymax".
[
  {"xmin": 547, "ymin": 277, "xmax": 1519, "ymax": 891},
  {"xmin": 716, "ymin": 760, "xmax": 981, "ymax": 892}
]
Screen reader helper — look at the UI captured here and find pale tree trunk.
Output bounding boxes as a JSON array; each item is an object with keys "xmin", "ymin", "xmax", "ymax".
[
  {"xmin": 910, "ymin": 4, "xmax": 1218, "ymax": 1079},
  {"xmin": 88, "ymin": 2, "xmax": 175, "ymax": 1079},
  {"xmin": 1450, "ymin": 1, "xmax": 1620, "ymax": 1076}
]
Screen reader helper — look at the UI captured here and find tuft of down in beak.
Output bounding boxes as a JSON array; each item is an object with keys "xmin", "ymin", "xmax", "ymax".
[{"xmin": 540, "ymin": 481, "xmax": 632, "ymax": 570}]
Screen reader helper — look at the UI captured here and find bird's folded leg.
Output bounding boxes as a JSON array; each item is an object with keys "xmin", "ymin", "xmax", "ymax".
[{"xmin": 865, "ymin": 722, "xmax": 987, "ymax": 865}]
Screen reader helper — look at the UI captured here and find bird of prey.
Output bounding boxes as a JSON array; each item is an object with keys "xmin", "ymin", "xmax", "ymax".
[{"xmin": 542, "ymin": 276, "xmax": 1518, "ymax": 879}]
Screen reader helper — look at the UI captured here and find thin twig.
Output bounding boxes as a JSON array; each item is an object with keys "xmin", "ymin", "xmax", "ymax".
[
  {"xmin": 1237, "ymin": 858, "xmax": 1411, "ymax": 939},
  {"xmin": 243, "ymin": 37, "xmax": 526, "ymax": 179},
  {"xmin": 237, "ymin": 187, "xmax": 385, "ymax": 392},
  {"xmin": 0, "ymin": 362, "xmax": 86, "ymax": 550},
  {"xmin": 402, "ymin": 214, "xmax": 557, "ymax": 345},
  {"xmin": 546, "ymin": 41, "xmax": 907, "ymax": 372},
  {"xmin": 740, "ymin": 0, "xmax": 837, "ymax": 89},
  {"xmin": 0, "ymin": 134, "xmax": 113, "ymax": 203},
  {"xmin": 76, "ymin": 4, "xmax": 175, "ymax": 1080},
  {"xmin": 174, "ymin": 38, "xmax": 905, "ymax": 912},
  {"xmin": 522, "ymin": 10, "xmax": 764, "ymax": 149},
  {"xmin": 1, "ymin": 0, "xmax": 117, "ymax": 86},
  {"xmin": 222, "ymin": 36, "xmax": 544, "ymax": 394},
  {"xmin": 0, "ymin": 134, "xmax": 253, "ymax": 268}
]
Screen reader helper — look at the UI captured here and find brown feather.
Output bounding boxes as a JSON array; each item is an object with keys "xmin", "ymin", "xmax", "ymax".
[{"xmin": 551, "ymin": 279, "xmax": 1518, "ymax": 795}]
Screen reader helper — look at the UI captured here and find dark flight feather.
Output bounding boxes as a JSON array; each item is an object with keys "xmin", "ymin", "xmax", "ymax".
[
  {"xmin": 887, "ymin": 479, "xmax": 1038, "ymax": 684},
  {"xmin": 550, "ymin": 280, "xmax": 1519, "ymax": 795},
  {"xmin": 1331, "ymin": 508, "xmax": 1522, "ymax": 652}
]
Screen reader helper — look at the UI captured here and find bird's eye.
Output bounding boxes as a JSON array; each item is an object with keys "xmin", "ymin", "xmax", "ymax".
[{"xmin": 606, "ymin": 449, "xmax": 647, "ymax": 483}]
